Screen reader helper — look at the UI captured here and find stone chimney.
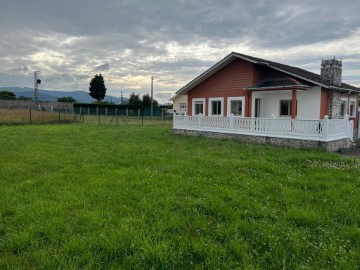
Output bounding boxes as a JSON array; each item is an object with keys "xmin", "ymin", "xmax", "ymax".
[{"xmin": 321, "ymin": 58, "xmax": 342, "ymax": 86}]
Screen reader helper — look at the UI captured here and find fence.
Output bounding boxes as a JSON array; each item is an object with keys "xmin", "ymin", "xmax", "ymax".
[
  {"xmin": 173, "ymin": 115, "xmax": 354, "ymax": 142},
  {"xmin": 74, "ymin": 107, "xmax": 173, "ymax": 126},
  {"xmin": 0, "ymin": 106, "xmax": 174, "ymax": 126},
  {"xmin": 0, "ymin": 109, "xmax": 76, "ymax": 125}
]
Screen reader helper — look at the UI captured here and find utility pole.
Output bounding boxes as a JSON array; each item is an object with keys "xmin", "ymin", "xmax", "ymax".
[
  {"xmin": 34, "ymin": 71, "xmax": 41, "ymax": 108},
  {"xmin": 150, "ymin": 76, "xmax": 154, "ymax": 117}
]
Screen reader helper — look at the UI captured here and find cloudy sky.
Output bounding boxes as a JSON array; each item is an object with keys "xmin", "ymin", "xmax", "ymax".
[{"xmin": 1, "ymin": 0, "xmax": 359, "ymax": 103}]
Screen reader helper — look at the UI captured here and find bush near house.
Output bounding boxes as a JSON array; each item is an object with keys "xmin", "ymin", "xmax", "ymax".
[{"xmin": 0, "ymin": 124, "xmax": 359, "ymax": 269}]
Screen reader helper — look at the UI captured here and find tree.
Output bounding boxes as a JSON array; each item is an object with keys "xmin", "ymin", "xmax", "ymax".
[
  {"xmin": 142, "ymin": 93, "xmax": 159, "ymax": 108},
  {"xmin": 142, "ymin": 94, "xmax": 151, "ymax": 107},
  {"xmin": 128, "ymin": 92, "xmax": 142, "ymax": 107},
  {"xmin": 57, "ymin": 96, "xmax": 77, "ymax": 103},
  {"xmin": 89, "ymin": 74, "xmax": 107, "ymax": 101},
  {"xmin": 17, "ymin": 96, "xmax": 32, "ymax": 100},
  {"xmin": 0, "ymin": 90, "xmax": 16, "ymax": 100}
]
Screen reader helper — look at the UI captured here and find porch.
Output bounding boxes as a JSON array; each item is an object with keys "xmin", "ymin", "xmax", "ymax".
[{"xmin": 173, "ymin": 115, "xmax": 354, "ymax": 150}]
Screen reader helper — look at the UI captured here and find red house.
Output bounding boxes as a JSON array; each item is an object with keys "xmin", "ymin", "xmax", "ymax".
[{"xmin": 172, "ymin": 52, "xmax": 360, "ymax": 151}]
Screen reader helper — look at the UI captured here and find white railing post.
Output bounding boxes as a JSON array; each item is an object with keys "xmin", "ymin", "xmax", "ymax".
[
  {"xmin": 349, "ymin": 120, "xmax": 354, "ymax": 141},
  {"xmin": 229, "ymin": 114, "xmax": 234, "ymax": 130},
  {"xmin": 270, "ymin": 114, "xmax": 275, "ymax": 134},
  {"xmin": 344, "ymin": 115, "xmax": 349, "ymax": 138},
  {"xmin": 198, "ymin": 113, "xmax": 202, "ymax": 128},
  {"xmin": 250, "ymin": 117, "xmax": 255, "ymax": 131},
  {"xmin": 343, "ymin": 115, "xmax": 353, "ymax": 140},
  {"xmin": 323, "ymin": 115, "xmax": 329, "ymax": 140},
  {"xmin": 173, "ymin": 113, "xmax": 177, "ymax": 128}
]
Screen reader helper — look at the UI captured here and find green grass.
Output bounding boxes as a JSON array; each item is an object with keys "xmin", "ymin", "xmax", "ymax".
[{"xmin": 0, "ymin": 124, "xmax": 359, "ymax": 269}]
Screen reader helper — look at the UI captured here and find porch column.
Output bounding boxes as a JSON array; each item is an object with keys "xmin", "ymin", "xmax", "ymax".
[
  {"xmin": 291, "ymin": 89, "xmax": 297, "ymax": 119},
  {"xmin": 246, "ymin": 91, "xmax": 252, "ymax": 117}
]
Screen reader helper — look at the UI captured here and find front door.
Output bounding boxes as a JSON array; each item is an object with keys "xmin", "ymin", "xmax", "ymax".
[{"xmin": 255, "ymin": 98, "xmax": 262, "ymax": 118}]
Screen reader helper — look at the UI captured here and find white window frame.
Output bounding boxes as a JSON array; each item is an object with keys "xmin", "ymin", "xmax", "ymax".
[
  {"xmin": 340, "ymin": 100, "xmax": 347, "ymax": 118},
  {"xmin": 208, "ymin": 97, "xmax": 224, "ymax": 117},
  {"xmin": 179, "ymin": 103, "xmax": 187, "ymax": 110},
  {"xmin": 340, "ymin": 97, "xmax": 357, "ymax": 118},
  {"xmin": 192, "ymin": 98, "xmax": 205, "ymax": 115},
  {"xmin": 349, "ymin": 101, "xmax": 356, "ymax": 117},
  {"xmin": 227, "ymin": 97, "xmax": 245, "ymax": 117},
  {"xmin": 280, "ymin": 100, "xmax": 291, "ymax": 116}
]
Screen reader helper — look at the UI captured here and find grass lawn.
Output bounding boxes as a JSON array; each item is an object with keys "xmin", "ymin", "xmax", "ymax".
[{"xmin": 0, "ymin": 124, "xmax": 359, "ymax": 269}]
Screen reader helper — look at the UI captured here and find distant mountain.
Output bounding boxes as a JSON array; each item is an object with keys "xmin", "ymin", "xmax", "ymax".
[{"xmin": 0, "ymin": 87, "xmax": 128, "ymax": 103}]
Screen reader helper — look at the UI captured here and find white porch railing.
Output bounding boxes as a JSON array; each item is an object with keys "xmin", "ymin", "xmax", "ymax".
[{"xmin": 173, "ymin": 114, "xmax": 354, "ymax": 142}]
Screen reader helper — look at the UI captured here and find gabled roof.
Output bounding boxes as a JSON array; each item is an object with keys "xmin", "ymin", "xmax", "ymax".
[{"xmin": 175, "ymin": 52, "xmax": 360, "ymax": 95}]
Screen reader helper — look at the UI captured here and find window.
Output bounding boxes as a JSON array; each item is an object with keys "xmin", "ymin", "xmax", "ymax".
[
  {"xmin": 340, "ymin": 101, "xmax": 347, "ymax": 117},
  {"xmin": 212, "ymin": 101, "xmax": 221, "ymax": 115},
  {"xmin": 280, "ymin": 100, "xmax": 292, "ymax": 116},
  {"xmin": 349, "ymin": 101, "xmax": 356, "ymax": 117},
  {"xmin": 195, "ymin": 101, "xmax": 203, "ymax": 115},
  {"xmin": 192, "ymin": 98, "xmax": 205, "ymax": 115},
  {"xmin": 230, "ymin": 100, "xmax": 243, "ymax": 116},
  {"xmin": 227, "ymin": 97, "xmax": 245, "ymax": 117},
  {"xmin": 179, "ymin": 103, "xmax": 187, "ymax": 110},
  {"xmin": 208, "ymin": 97, "xmax": 224, "ymax": 116}
]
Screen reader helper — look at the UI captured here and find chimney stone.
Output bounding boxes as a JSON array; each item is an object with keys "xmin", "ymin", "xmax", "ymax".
[{"xmin": 321, "ymin": 58, "xmax": 342, "ymax": 86}]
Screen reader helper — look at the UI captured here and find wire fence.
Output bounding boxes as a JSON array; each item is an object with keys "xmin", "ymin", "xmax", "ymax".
[
  {"xmin": 0, "ymin": 109, "xmax": 76, "ymax": 125},
  {"xmin": 75, "ymin": 107, "xmax": 173, "ymax": 126},
  {"xmin": 0, "ymin": 108, "xmax": 173, "ymax": 126}
]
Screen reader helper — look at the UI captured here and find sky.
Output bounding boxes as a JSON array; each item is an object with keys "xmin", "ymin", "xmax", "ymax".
[{"xmin": 1, "ymin": 0, "xmax": 360, "ymax": 103}]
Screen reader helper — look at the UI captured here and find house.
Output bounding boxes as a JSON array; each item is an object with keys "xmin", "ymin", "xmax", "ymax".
[
  {"xmin": 172, "ymin": 94, "xmax": 188, "ymax": 114},
  {"xmin": 172, "ymin": 52, "xmax": 360, "ymax": 151}
]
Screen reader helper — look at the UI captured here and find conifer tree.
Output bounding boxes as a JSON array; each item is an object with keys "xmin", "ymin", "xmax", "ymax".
[{"xmin": 89, "ymin": 74, "xmax": 107, "ymax": 101}]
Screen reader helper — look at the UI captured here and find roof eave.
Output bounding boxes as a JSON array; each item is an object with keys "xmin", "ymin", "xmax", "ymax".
[
  {"xmin": 245, "ymin": 85, "xmax": 310, "ymax": 91},
  {"xmin": 328, "ymin": 86, "xmax": 360, "ymax": 93},
  {"xmin": 267, "ymin": 66, "xmax": 329, "ymax": 88}
]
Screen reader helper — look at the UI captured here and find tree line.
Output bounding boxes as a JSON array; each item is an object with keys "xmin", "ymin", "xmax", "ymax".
[
  {"xmin": 0, "ymin": 74, "xmax": 160, "ymax": 106},
  {"xmin": 89, "ymin": 74, "xmax": 159, "ymax": 107}
]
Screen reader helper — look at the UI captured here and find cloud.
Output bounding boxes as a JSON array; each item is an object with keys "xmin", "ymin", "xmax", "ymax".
[
  {"xmin": 12, "ymin": 65, "xmax": 29, "ymax": 72},
  {"xmin": 94, "ymin": 63, "xmax": 111, "ymax": 72},
  {"xmin": 0, "ymin": 0, "xmax": 359, "ymax": 103}
]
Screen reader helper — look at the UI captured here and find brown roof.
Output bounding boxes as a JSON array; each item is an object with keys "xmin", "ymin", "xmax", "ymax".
[
  {"xmin": 175, "ymin": 52, "xmax": 360, "ymax": 95},
  {"xmin": 233, "ymin": 52, "xmax": 359, "ymax": 91}
]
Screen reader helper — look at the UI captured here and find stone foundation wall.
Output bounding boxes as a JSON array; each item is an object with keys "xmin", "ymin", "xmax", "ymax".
[{"xmin": 172, "ymin": 129, "xmax": 354, "ymax": 152}]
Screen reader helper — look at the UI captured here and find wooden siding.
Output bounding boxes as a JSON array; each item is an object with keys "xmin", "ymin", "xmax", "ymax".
[
  {"xmin": 320, "ymin": 88, "xmax": 329, "ymax": 119},
  {"xmin": 188, "ymin": 59, "xmax": 255, "ymax": 116}
]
